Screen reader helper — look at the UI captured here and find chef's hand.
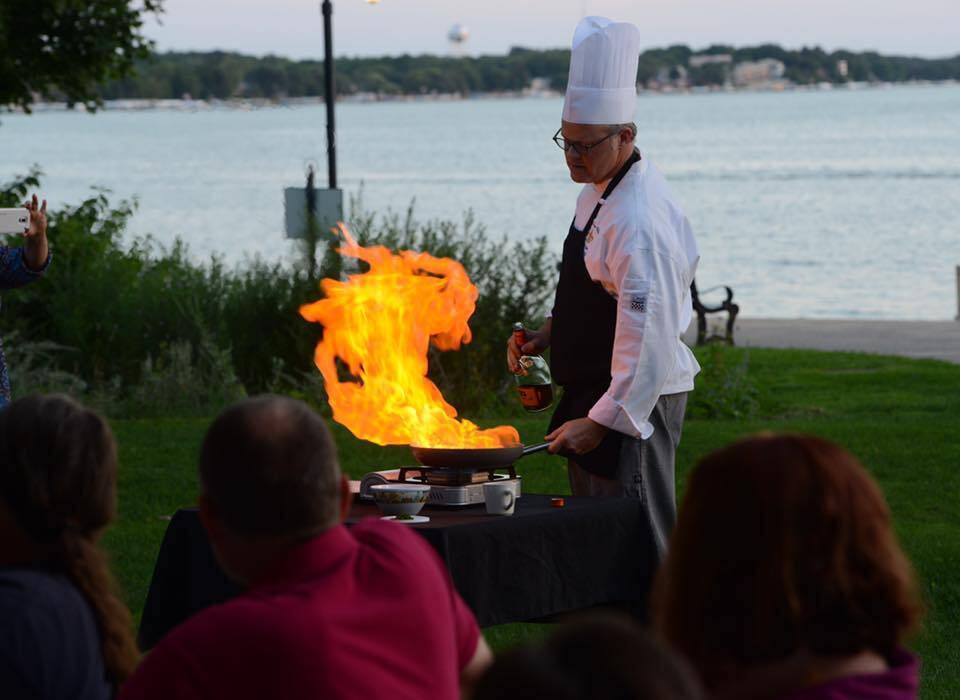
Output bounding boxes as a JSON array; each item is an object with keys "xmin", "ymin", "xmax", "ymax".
[
  {"xmin": 545, "ymin": 417, "xmax": 608, "ymax": 455},
  {"xmin": 506, "ymin": 318, "xmax": 552, "ymax": 373}
]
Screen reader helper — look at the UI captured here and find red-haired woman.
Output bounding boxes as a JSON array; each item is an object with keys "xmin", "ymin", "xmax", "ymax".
[
  {"xmin": 0, "ymin": 395, "xmax": 138, "ymax": 698},
  {"xmin": 653, "ymin": 433, "xmax": 922, "ymax": 700}
]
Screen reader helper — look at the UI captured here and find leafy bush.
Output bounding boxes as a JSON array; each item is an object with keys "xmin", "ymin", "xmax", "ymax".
[
  {"xmin": 2, "ymin": 332, "xmax": 87, "ymax": 397},
  {"xmin": 688, "ymin": 344, "xmax": 760, "ymax": 420},
  {"xmin": 0, "ymin": 169, "xmax": 318, "ymax": 413},
  {"xmin": 0, "ymin": 172, "xmax": 558, "ymax": 417},
  {"xmin": 122, "ymin": 337, "xmax": 246, "ymax": 418}
]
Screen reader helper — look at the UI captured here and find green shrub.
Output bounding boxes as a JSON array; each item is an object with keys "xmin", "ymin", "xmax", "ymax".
[
  {"xmin": 122, "ymin": 337, "xmax": 246, "ymax": 418},
  {"xmin": 0, "ymin": 172, "xmax": 558, "ymax": 418},
  {"xmin": 689, "ymin": 344, "xmax": 760, "ymax": 420},
  {"xmin": 1, "ymin": 170, "xmax": 314, "ymax": 412},
  {"xmin": 2, "ymin": 332, "xmax": 87, "ymax": 397}
]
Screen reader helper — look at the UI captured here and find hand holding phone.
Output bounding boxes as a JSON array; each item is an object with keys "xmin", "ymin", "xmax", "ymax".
[{"xmin": 0, "ymin": 208, "xmax": 30, "ymax": 235}]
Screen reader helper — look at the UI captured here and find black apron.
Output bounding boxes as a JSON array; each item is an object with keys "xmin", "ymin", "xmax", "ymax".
[{"xmin": 548, "ymin": 151, "xmax": 641, "ymax": 479}]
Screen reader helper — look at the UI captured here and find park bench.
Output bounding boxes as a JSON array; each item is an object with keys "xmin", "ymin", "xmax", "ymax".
[{"xmin": 691, "ymin": 280, "xmax": 739, "ymax": 345}]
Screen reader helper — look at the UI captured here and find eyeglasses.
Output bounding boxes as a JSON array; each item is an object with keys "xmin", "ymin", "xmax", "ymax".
[{"xmin": 552, "ymin": 127, "xmax": 619, "ymax": 156}]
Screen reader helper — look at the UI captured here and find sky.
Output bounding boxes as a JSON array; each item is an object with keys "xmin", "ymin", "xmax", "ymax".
[{"xmin": 143, "ymin": 0, "xmax": 960, "ymax": 60}]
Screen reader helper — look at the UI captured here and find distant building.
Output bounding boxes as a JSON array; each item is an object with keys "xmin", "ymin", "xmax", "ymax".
[
  {"xmin": 524, "ymin": 77, "xmax": 557, "ymax": 97},
  {"xmin": 837, "ymin": 59, "xmax": 849, "ymax": 78},
  {"xmin": 732, "ymin": 59, "xmax": 786, "ymax": 87},
  {"xmin": 689, "ymin": 54, "xmax": 733, "ymax": 68}
]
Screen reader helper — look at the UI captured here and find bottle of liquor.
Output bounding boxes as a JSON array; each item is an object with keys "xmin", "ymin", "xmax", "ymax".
[{"xmin": 512, "ymin": 322, "xmax": 554, "ymax": 413}]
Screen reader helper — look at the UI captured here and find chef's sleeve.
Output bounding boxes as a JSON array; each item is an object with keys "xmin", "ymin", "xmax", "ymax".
[{"xmin": 587, "ymin": 247, "xmax": 685, "ymax": 438}]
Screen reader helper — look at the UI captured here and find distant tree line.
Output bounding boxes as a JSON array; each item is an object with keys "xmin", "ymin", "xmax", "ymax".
[
  {"xmin": 675, "ymin": 44, "xmax": 960, "ymax": 86},
  {"xmin": 97, "ymin": 48, "xmax": 569, "ymax": 100},
  {"xmin": 92, "ymin": 45, "xmax": 960, "ymax": 101}
]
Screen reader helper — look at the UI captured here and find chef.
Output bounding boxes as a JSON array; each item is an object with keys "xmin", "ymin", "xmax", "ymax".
[{"xmin": 507, "ymin": 16, "xmax": 700, "ymax": 564}]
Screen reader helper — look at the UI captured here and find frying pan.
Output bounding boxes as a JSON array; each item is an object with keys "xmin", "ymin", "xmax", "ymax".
[{"xmin": 410, "ymin": 442, "xmax": 552, "ymax": 469}]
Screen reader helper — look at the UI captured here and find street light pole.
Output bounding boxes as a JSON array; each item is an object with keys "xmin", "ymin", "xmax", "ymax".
[{"xmin": 321, "ymin": 0, "xmax": 337, "ymax": 190}]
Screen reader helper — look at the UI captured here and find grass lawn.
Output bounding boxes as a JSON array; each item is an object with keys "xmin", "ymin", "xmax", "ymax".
[{"xmin": 103, "ymin": 347, "xmax": 959, "ymax": 698}]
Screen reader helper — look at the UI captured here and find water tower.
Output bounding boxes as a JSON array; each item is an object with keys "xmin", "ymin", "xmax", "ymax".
[{"xmin": 448, "ymin": 23, "xmax": 469, "ymax": 56}]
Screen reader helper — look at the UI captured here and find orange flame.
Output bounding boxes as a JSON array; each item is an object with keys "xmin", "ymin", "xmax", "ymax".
[{"xmin": 300, "ymin": 224, "xmax": 519, "ymax": 449}]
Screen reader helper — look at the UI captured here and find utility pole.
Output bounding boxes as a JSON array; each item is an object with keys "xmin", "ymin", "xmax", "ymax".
[
  {"xmin": 289, "ymin": 1, "xmax": 385, "ymax": 245},
  {"xmin": 321, "ymin": 0, "xmax": 337, "ymax": 189}
]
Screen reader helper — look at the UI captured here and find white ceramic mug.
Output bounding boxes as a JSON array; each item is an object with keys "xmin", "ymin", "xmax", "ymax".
[{"xmin": 483, "ymin": 481, "xmax": 517, "ymax": 516}]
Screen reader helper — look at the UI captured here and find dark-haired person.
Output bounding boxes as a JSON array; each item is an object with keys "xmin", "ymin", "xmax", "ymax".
[
  {"xmin": 121, "ymin": 395, "xmax": 492, "ymax": 700},
  {"xmin": 474, "ymin": 613, "xmax": 703, "ymax": 700},
  {"xmin": 0, "ymin": 394, "xmax": 139, "ymax": 699},
  {"xmin": 653, "ymin": 433, "xmax": 923, "ymax": 700},
  {"xmin": 0, "ymin": 194, "xmax": 51, "ymax": 405}
]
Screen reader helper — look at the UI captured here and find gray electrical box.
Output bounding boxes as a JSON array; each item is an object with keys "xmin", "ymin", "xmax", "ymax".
[{"xmin": 284, "ymin": 187, "xmax": 343, "ymax": 239}]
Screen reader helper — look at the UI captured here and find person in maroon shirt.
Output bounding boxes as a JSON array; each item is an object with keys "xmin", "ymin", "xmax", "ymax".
[
  {"xmin": 652, "ymin": 434, "xmax": 923, "ymax": 700},
  {"xmin": 121, "ymin": 395, "xmax": 492, "ymax": 700}
]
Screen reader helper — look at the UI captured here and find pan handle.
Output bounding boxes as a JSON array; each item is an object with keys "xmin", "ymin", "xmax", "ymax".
[{"xmin": 521, "ymin": 442, "xmax": 552, "ymax": 456}]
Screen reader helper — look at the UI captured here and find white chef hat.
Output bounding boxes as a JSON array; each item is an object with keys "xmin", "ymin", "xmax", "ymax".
[{"xmin": 562, "ymin": 16, "xmax": 641, "ymax": 125}]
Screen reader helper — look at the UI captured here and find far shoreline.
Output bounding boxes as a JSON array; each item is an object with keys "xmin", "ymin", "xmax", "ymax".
[{"xmin": 6, "ymin": 78, "xmax": 958, "ymax": 115}]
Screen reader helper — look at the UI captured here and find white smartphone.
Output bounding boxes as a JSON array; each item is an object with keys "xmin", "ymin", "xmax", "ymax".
[{"xmin": 0, "ymin": 208, "xmax": 30, "ymax": 235}]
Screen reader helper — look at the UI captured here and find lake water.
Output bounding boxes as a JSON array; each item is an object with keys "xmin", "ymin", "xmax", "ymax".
[{"xmin": 2, "ymin": 85, "xmax": 959, "ymax": 320}]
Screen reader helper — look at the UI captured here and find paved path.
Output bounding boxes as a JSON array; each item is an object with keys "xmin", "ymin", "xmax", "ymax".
[{"xmin": 683, "ymin": 318, "xmax": 960, "ymax": 365}]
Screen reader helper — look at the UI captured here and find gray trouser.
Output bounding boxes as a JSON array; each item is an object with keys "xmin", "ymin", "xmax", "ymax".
[{"xmin": 567, "ymin": 392, "xmax": 687, "ymax": 567}]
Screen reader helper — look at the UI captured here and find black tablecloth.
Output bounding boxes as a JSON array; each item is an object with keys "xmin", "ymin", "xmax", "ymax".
[{"xmin": 138, "ymin": 494, "xmax": 654, "ymax": 650}]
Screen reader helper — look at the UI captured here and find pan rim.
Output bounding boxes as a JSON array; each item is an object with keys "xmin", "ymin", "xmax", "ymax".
[{"xmin": 409, "ymin": 443, "xmax": 523, "ymax": 451}]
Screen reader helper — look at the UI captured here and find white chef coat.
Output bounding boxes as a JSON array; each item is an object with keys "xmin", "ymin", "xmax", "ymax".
[{"xmin": 572, "ymin": 156, "xmax": 700, "ymax": 440}]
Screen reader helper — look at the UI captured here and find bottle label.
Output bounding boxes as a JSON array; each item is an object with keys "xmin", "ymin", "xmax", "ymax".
[
  {"xmin": 517, "ymin": 384, "xmax": 553, "ymax": 412},
  {"xmin": 518, "ymin": 355, "xmax": 550, "ymax": 384}
]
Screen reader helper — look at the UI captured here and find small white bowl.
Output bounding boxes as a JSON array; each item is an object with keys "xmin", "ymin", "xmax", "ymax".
[{"xmin": 370, "ymin": 484, "xmax": 431, "ymax": 517}]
